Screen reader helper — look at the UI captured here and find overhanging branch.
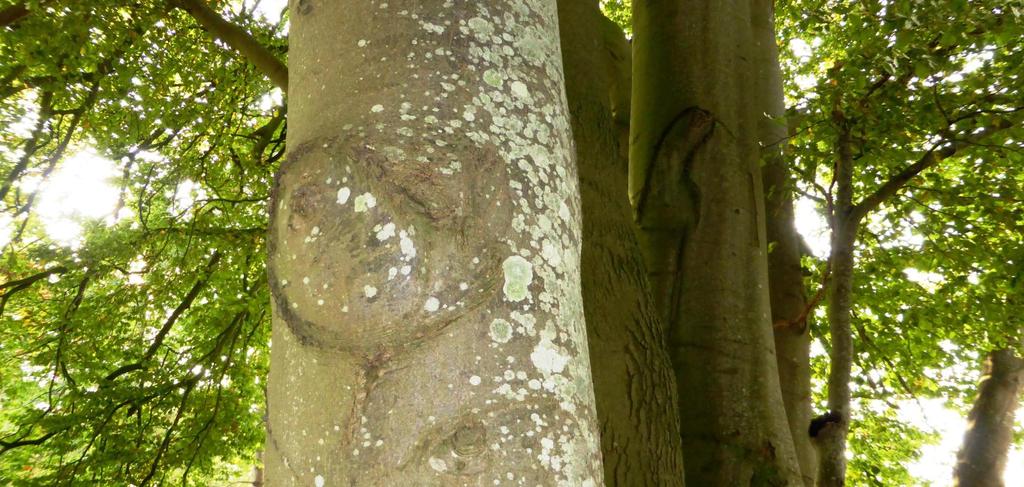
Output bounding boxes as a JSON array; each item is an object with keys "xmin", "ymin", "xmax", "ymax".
[
  {"xmin": 849, "ymin": 118, "xmax": 1017, "ymax": 223},
  {"xmin": 172, "ymin": 0, "xmax": 288, "ymax": 90}
]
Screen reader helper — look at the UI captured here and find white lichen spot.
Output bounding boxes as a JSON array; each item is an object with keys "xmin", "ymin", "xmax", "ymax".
[
  {"xmin": 314, "ymin": 475, "xmax": 325, "ymax": 487},
  {"xmin": 510, "ymin": 81, "xmax": 529, "ymax": 99},
  {"xmin": 421, "ymin": 21, "xmax": 445, "ymax": 34},
  {"xmin": 424, "ymin": 297, "xmax": 440, "ymax": 312},
  {"xmin": 376, "ymin": 222, "xmax": 396, "ymax": 241},
  {"xmin": 483, "ymin": 69, "xmax": 503, "ymax": 88},
  {"xmin": 428, "ymin": 456, "xmax": 448, "ymax": 472},
  {"xmin": 559, "ymin": 200, "xmax": 571, "ymax": 221},
  {"xmin": 371, "ymin": 104, "xmax": 384, "ymax": 113},
  {"xmin": 466, "ymin": 17, "xmax": 493, "ymax": 38},
  {"xmin": 363, "ymin": 285, "xmax": 378, "ymax": 298},
  {"xmin": 541, "ymin": 239, "xmax": 561, "ymax": 266},
  {"xmin": 400, "ymin": 265, "xmax": 412, "ymax": 276},
  {"xmin": 501, "ymin": 255, "xmax": 533, "ymax": 302},
  {"xmin": 469, "ymin": 375, "xmax": 482, "ymax": 386},
  {"xmin": 489, "ymin": 319, "xmax": 512, "ymax": 344},
  {"xmin": 337, "ymin": 187, "xmax": 351, "ymax": 205},
  {"xmin": 354, "ymin": 193, "xmax": 377, "ymax": 212},
  {"xmin": 357, "ymin": 39, "xmax": 367, "ymax": 47},
  {"xmin": 399, "ymin": 231, "xmax": 416, "ymax": 260},
  {"xmin": 531, "ymin": 338, "xmax": 569, "ymax": 375}
]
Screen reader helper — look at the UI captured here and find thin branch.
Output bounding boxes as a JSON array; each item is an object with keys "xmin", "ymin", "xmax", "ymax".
[
  {"xmin": 172, "ymin": 0, "xmax": 288, "ymax": 90},
  {"xmin": 0, "ymin": 431, "xmax": 58, "ymax": 454},
  {"xmin": 0, "ymin": 266, "xmax": 67, "ymax": 291},
  {"xmin": 104, "ymin": 251, "xmax": 222, "ymax": 382},
  {"xmin": 849, "ymin": 118, "xmax": 1016, "ymax": 223}
]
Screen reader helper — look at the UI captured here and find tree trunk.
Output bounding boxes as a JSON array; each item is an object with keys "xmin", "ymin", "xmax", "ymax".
[
  {"xmin": 630, "ymin": 0, "xmax": 803, "ymax": 484},
  {"xmin": 954, "ymin": 349, "xmax": 1024, "ymax": 487},
  {"xmin": 266, "ymin": 1, "xmax": 603, "ymax": 485},
  {"xmin": 817, "ymin": 124, "xmax": 858, "ymax": 487},
  {"xmin": 755, "ymin": 1, "xmax": 817, "ymax": 481},
  {"xmin": 558, "ymin": 1, "xmax": 686, "ymax": 485}
]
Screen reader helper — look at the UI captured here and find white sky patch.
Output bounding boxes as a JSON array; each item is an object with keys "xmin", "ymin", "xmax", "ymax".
[
  {"xmin": 126, "ymin": 256, "xmax": 147, "ymax": 285},
  {"xmin": 8, "ymin": 90, "xmax": 41, "ymax": 139},
  {"xmin": 900, "ymin": 398, "xmax": 1024, "ymax": 485},
  {"xmin": 258, "ymin": 87, "xmax": 283, "ymax": 112},
  {"xmin": 794, "ymin": 197, "xmax": 830, "ymax": 258},
  {"xmin": 903, "ymin": 267, "xmax": 945, "ymax": 292},
  {"xmin": 172, "ymin": 179, "xmax": 208, "ymax": 214},
  {"xmin": 243, "ymin": 0, "xmax": 288, "ymax": 26},
  {"xmin": 789, "ymin": 38, "xmax": 813, "ymax": 61},
  {"xmin": 961, "ymin": 49, "xmax": 994, "ymax": 74},
  {"xmin": 0, "ymin": 213, "xmax": 13, "ymax": 250},
  {"xmin": 34, "ymin": 150, "xmax": 121, "ymax": 247}
]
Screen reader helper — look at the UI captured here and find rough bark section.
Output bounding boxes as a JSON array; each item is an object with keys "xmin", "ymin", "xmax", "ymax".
[
  {"xmin": 631, "ymin": 0, "xmax": 803, "ymax": 484},
  {"xmin": 558, "ymin": 1, "xmax": 686, "ymax": 485},
  {"xmin": 753, "ymin": 2, "xmax": 817, "ymax": 484},
  {"xmin": 266, "ymin": 0, "xmax": 603, "ymax": 485},
  {"xmin": 954, "ymin": 349, "xmax": 1024, "ymax": 487}
]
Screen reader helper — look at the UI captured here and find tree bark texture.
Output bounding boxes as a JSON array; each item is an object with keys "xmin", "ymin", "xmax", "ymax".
[
  {"xmin": 753, "ymin": 3, "xmax": 817, "ymax": 484},
  {"xmin": 954, "ymin": 349, "xmax": 1024, "ymax": 487},
  {"xmin": 818, "ymin": 125, "xmax": 857, "ymax": 487},
  {"xmin": 630, "ymin": 0, "xmax": 803, "ymax": 484},
  {"xmin": 558, "ymin": 1, "xmax": 686, "ymax": 485},
  {"xmin": 267, "ymin": 1, "xmax": 603, "ymax": 485}
]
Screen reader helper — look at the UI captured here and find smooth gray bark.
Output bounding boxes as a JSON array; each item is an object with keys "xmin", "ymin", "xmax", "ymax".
[
  {"xmin": 559, "ymin": 1, "xmax": 686, "ymax": 484},
  {"xmin": 954, "ymin": 349, "xmax": 1024, "ymax": 487},
  {"xmin": 630, "ymin": 0, "xmax": 803, "ymax": 484},
  {"xmin": 818, "ymin": 123, "xmax": 857, "ymax": 487},
  {"xmin": 266, "ymin": 1, "xmax": 603, "ymax": 484},
  {"xmin": 755, "ymin": 2, "xmax": 817, "ymax": 481}
]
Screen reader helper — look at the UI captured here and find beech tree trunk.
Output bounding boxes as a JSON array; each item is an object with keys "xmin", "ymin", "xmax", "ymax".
[
  {"xmin": 954, "ymin": 349, "xmax": 1024, "ymax": 487},
  {"xmin": 558, "ymin": 1, "xmax": 686, "ymax": 484},
  {"xmin": 755, "ymin": 2, "xmax": 817, "ymax": 483},
  {"xmin": 266, "ymin": 1, "xmax": 603, "ymax": 484},
  {"xmin": 630, "ymin": 0, "xmax": 803, "ymax": 484}
]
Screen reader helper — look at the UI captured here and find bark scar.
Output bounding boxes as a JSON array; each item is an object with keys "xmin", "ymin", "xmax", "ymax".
[{"xmin": 634, "ymin": 106, "xmax": 715, "ymax": 230}]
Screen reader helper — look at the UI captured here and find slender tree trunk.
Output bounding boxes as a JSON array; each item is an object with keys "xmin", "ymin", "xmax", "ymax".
[
  {"xmin": 754, "ymin": 2, "xmax": 817, "ymax": 482},
  {"xmin": 559, "ymin": 1, "xmax": 686, "ymax": 484},
  {"xmin": 630, "ymin": 0, "xmax": 803, "ymax": 484},
  {"xmin": 266, "ymin": 1, "xmax": 603, "ymax": 485},
  {"xmin": 954, "ymin": 349, "xmax": 1024, "ymax": 487},
  {"xmin": 817, "ymin": 123, "xmax": 858, "ymax": 487}
]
